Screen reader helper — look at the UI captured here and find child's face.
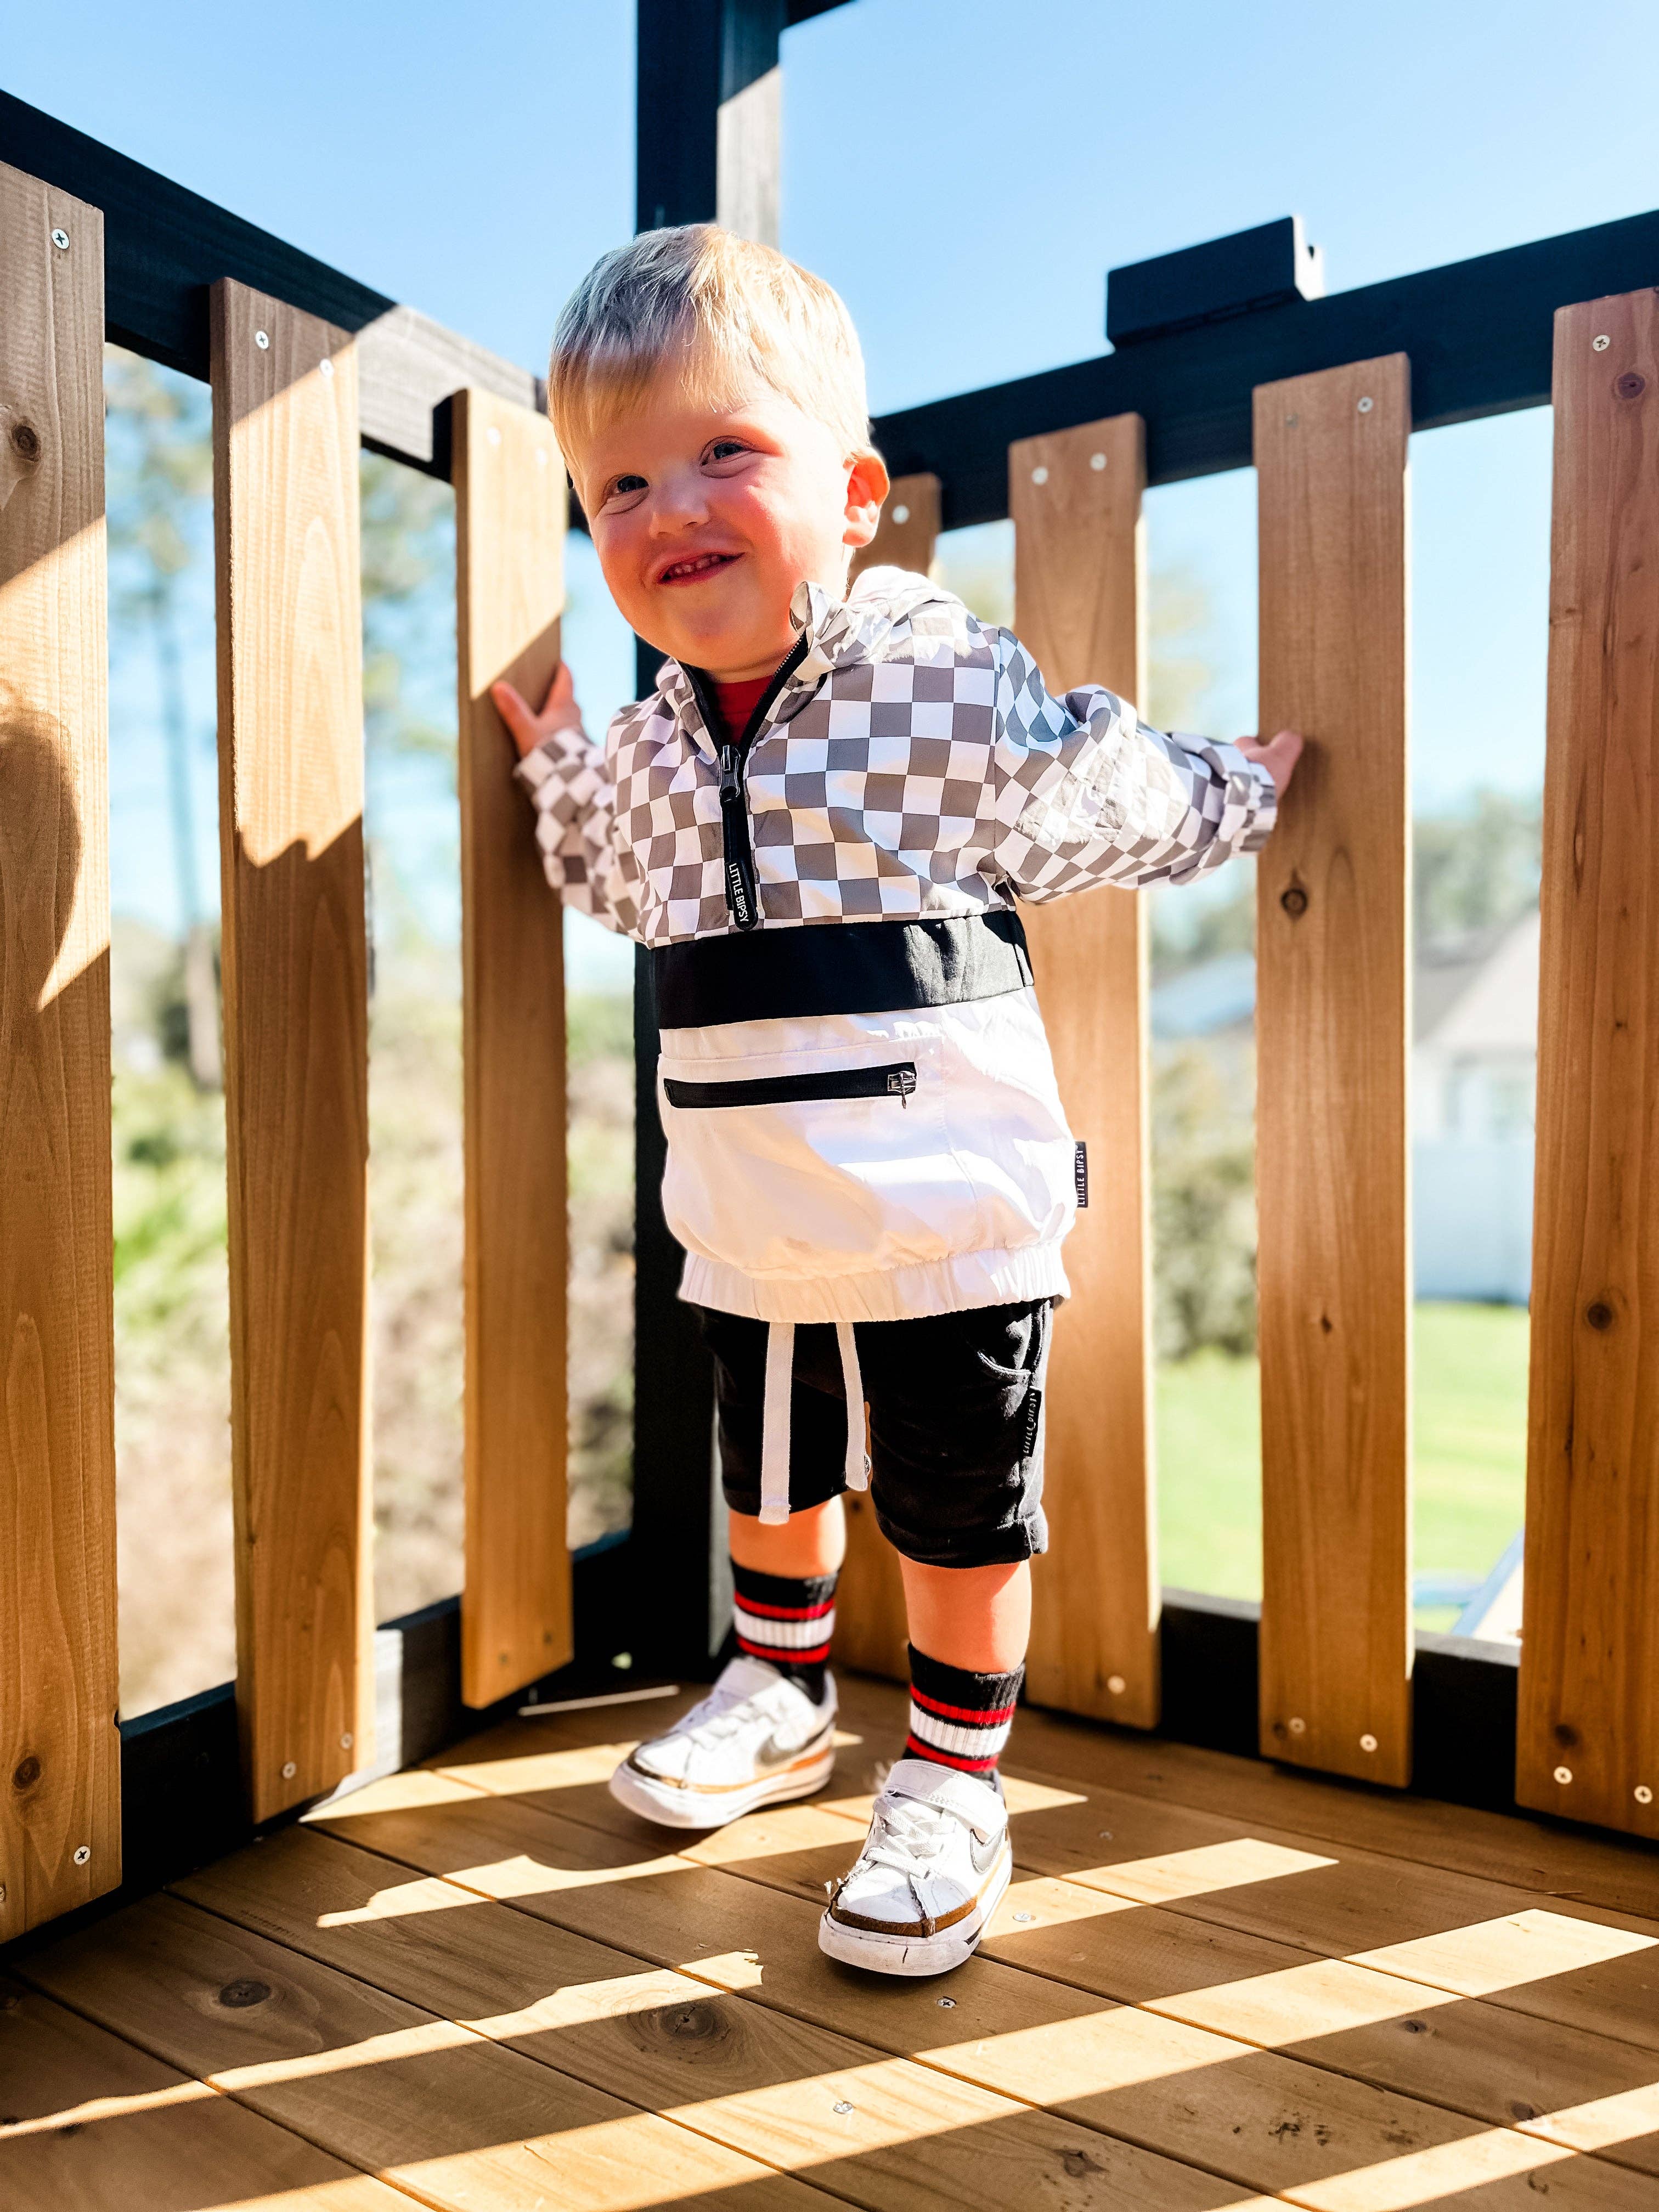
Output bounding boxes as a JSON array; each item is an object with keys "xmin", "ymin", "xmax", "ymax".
[{"xmin": 577, "ymin": 371, "xmax": 888, "ymax": 681}]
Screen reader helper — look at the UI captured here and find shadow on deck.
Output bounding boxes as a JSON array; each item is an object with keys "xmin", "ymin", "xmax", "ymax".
[{"xmin": 6, "ymin": 1673, "xmax": 1659, "ymax": 2209}]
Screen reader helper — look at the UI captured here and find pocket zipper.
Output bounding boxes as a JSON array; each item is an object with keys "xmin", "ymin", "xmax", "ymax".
[{"xmin": 663, "ymin": 1061, "xmax": 918, "ymax": 1110}]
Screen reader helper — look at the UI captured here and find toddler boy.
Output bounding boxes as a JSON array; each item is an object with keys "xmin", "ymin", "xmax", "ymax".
[{"xmin": 495, "ymin": 225, "xmax": 1300, "ymax": 1977}]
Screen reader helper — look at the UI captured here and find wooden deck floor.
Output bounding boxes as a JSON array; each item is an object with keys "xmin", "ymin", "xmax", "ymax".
[{"xmin": 7, "ymin": 1673, "xmax": 1659, "ymax": 2210}]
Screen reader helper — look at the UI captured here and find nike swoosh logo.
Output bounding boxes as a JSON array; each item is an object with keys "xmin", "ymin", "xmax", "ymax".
[{"xmin": 758, "ymin": 1722, "xmax": 833, "ymax": 1770}]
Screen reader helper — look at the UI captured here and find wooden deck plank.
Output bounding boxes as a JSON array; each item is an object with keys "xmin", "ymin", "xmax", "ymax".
[
  {"xmin": 943, "ymin": 1681, "xmax": 1659, "ymax": 1926},
  {"xmin": 417, "ymin": 1699, "xmax": 1659, "ymax": 2073},
  {"xmin": 1012, "ymin": 415, "xmax": 1159, "ymax": 1730},
  {"xmin": 0, "ymin": 159, "xmax": 121, "ymax": 1939},
  {"xmin": 1253, "ymin": 354, "xmax": 1413, "ymax": 1788},
  {"xmin": 453, "ymin": 386, "xmax": 571, "ymax": 1708},
  {"xmin": 0, "ymin": 1972, "xmax": 415, "ymax": 2210},
  {"xmin": 175, "ymin": 1825, "xmax": 1246, "ymax": 2212},
  {"xmin": 211, "ymin": 278, "xmax": 374, "ymax": 1821},
  {"xmin": 306, "ymin": 1764, "xmax": 1659, "ymax": 2205},
  {"xmin": 19, "ymin": 1892, "xmax": 832, "ymax": 2210},
  {"xmin": 1520, "ymin": 288, "xmax": 1659, "ymax": 1839}
]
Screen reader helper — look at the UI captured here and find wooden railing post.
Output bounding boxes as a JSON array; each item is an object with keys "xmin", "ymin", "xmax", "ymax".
[
  {"xmin": 1013, "ymin": 415, "xmax": 1159, "ymax": 1728},
  {"xmin": 0, "ymin": 160, "xmax": 121, "ymax": 1937},
  {"xmin": 1519, "ymin": 290, "xmax": 1659, "ymax": 1838},
  {"xmin": 211, "ymin": 278, "xmax": 374, "ymax": 1822},
  {"xmin": 833, "ymin": 473, "xmax": 942, "ymax": 1681},
  {"xmin": 453, "ymin": 388, "xmax": 571, "ymax": 1707},
  {"xmin": 1254, "ymin": 353, "xmax": 1413, "ymax": 1787}
]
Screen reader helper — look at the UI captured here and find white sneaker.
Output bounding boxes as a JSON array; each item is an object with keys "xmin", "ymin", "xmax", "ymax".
[
  {"xmin": 818, "ymin": 1756, "xmax": 1012, "ymax": 1977},
  {"xmin": 608, "ymin": 1657, "xmax": 837, "ymax": 1831}
]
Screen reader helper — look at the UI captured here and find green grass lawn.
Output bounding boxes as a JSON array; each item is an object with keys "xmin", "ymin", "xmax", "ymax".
[{"xmin": 1156, "ymin": 1302, "xmax": 1529, "ymax": 1628}]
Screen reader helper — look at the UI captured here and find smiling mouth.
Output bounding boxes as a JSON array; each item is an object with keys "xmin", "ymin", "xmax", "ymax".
[{"xmin": 657, "ymin": 551, "xmax": 740, "ymax": 585}]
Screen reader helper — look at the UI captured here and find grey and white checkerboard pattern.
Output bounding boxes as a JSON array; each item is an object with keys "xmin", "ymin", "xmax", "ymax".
[{"xmin": 517, "ymin": 569, "xmax": 1276, "ymax": 946}]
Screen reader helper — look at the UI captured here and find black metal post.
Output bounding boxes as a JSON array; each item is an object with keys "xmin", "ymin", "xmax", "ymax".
[{"xmin": 628, "ymin": 0, "xmax": 791, "ymax": 1674}]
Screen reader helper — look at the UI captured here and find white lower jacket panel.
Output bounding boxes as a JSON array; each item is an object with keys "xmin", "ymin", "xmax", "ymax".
[{"xmin": 657, "ymin": 987, "xmax": 1077, "ymax": 1323}]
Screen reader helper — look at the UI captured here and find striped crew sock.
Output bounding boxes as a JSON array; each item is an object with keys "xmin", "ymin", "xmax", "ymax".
[
  {"xmin": 731, "ymin": 1562, "xmax": 838, "ymax": 1704},
  {"xmin": 905, "ymin": 1644, "xmax": 1023, "ymax": 1778}
]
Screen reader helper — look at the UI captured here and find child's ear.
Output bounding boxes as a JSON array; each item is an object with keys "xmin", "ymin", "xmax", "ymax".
[{"xmin": 843, "ymin": 449, "xmax": 890, "ymax": 550}]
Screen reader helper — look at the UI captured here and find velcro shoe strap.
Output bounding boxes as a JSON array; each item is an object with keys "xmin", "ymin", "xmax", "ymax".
[{"xmin": 882, "ymin": 1756, "xmax": 1005, "ymax": 1843}]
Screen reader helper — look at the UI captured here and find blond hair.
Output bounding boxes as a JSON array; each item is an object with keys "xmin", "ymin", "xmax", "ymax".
[{"xmin": 549, "ymin": 225, "xmax": 871, "ymax": 475}]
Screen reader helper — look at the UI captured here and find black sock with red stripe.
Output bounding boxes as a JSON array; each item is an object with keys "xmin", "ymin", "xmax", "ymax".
[
  {"xmin": 731, "ymin": 1562, "xmax": 838, "ymax": 1703},
  {"xmin": 905, "ymin": 1644, "xmax": 1023, "ymax": 1778}
]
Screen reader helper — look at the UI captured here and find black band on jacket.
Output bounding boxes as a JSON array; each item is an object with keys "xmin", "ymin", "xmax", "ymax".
[{"xmin": 651, "ymin": 909, "xmax": 1034, "ymax": 1030}]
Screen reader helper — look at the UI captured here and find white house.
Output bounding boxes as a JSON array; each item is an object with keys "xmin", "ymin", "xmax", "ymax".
[
  {"xmin": 1151, "ymin": 910, "xmax": 1541, "ymax": 1304},
  {"xmin": 1412, "ymin": 912, "xmax": 1538, "ymax": 1303}
]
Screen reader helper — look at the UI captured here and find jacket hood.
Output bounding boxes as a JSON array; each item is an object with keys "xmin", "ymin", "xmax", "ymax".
[{"xmin": 654, "ymin": 567, "xmax": 971, "ymax": 748}]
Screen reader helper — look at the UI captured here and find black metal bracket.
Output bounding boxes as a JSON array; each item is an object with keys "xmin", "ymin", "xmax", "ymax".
[{"xmin": 1108, "ymin": 214, "xmax": 1324, "ymax": 346}]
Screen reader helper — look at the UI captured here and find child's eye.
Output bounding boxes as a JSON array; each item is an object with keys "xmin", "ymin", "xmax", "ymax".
[
  {"xmin": 705, "ymin": 439, "xmax": 750, "ymax": 464},
  {"xmin": 605, "ymin": 472, "xmax": 648, "ymax": 503}
]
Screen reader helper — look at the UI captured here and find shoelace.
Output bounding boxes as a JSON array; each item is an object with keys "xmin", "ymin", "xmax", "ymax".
[
  {"xmin": 862, "ymin": 1793, "xmax": 958, "ymax": 1873},
  {"xmin": 676, "ymin": 1688, "xmax": 760, "ymax": 1743}
]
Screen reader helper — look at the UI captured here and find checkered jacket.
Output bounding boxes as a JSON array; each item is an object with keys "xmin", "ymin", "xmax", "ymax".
[{"xmin": 516, "ymin": 567, "xmax": 1277, "ymax": 944}]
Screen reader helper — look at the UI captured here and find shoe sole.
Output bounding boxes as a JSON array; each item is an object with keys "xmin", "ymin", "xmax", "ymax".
[
  {"xmin": 817, "ymin": 1844, "xmax": 1013, "ymax": 1977},
  {"xmin": 607, "ymin": 1742, "xmax": 837, "ymax": 1831}
]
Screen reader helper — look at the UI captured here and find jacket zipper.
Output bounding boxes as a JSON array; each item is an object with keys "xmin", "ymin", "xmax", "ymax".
[
  {"xmin": 687, "ymin": 634, "xmax": 811, "ymax": 933},
  {"xmin": 664, "ymin": 1061, "xmax": 918, "ymax": 1111}
]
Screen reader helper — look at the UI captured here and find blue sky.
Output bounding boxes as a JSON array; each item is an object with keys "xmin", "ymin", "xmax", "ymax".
[{"xmin": 9, "ymin": 0, "xmax": 1652, "ymax": 977}]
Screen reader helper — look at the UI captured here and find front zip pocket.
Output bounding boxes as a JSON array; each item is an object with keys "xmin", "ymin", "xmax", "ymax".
[{"xmin": 663, "ymin": 1061, "xmax": 918, "ymax": 1110}]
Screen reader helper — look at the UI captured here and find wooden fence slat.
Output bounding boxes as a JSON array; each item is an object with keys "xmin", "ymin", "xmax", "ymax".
[
  {"xmin": 453, "ymin": 388, "xmax": 571, "ymax": 1707},
  {"xmin": 848, "ymin": 472, "xmax": 940, "ymax": 585},
  {"xmin": 0, "ymin": 163, "xmax": 120, "ymax": 1936},
  {"xmin": 1254, "ymin": 353, "xmax": 1412, "ymax": 1787},
  {"xmin": 1012, "ymin": 416, "xmax": 1159, "ymax": 1727},
  {"xmin": 1518, "ymin": 291, "xmax": 1659, "ymax": 1838},
  {"xmin": 830, "ymin": 476, "xmax": 945, "ymax": 1682},
  {"xmin": 211, "ymin": 279, "xmax": 373, "ymax": 1821}
]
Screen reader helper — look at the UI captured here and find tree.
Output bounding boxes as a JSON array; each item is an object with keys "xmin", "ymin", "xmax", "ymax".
[{"xmin": 105, "ymin": 348, "xmax": 219, "ymax": 1086}]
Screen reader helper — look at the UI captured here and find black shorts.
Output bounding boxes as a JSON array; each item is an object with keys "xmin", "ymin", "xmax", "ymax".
[{"xmin": 700, "ymin": 1300, "xmax": 1052, "ymax": 1570}]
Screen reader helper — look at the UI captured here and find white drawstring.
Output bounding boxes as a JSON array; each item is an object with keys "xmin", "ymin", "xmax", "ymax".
[
  {"xmin": 759, "ymin": 1322, "xmax": 796, "ymax": 1525},
  {"xmin": 758, "ymin": 1319, "xmax": 868, "ymax": 1526},
  {"xmin": 836, "ymin": 1322, "xmax": 869, "ymax": 1491}
]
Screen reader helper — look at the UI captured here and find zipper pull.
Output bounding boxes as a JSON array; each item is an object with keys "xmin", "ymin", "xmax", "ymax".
[
  {"xmin": 887, "ymin": 1068, "xmax": 917, "ymax": 1109},
  {"xmin": 719, "ymin": 743, "xmax": 740, "ymax": 804}
]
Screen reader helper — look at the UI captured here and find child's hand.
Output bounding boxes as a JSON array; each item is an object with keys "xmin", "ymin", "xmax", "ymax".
[
  {"xmin": 1237, "ymin": 727, "xmax": 1304, "ymax": 796},
  {"xmin": 492, "ymin": 662, "xmax": 585, "ymax": 760}
]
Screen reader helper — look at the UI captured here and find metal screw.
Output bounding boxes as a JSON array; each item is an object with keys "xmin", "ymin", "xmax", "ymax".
[
  {"xmin": 1360, "ymin": 1733, "xmax": 1378, "ymax": 1753},
  {"xmin": 1030, "ymin": 465, "xmax": 1048, "ymax": 486},
  {"xmin": 1593, "ymin": 334, "xmax": 1611, "ymax": 352},
  {"xmin": 1289, "ymin": 1716, "xmax": 1307, "ymax": 1735},
  {"xmin": 1636, "ymin": 1785, "xmax": 1653, "ymax": 1805},
  {"xmin": 487, "ymin": 425, "xmax": 502, "ymax": 447},
  {"xmin": 1284, "ymin": 413, "xmax": 1299, "ymax": 428},
  {"xmin": 255, "ymin": 330, "xmax": 270, "ymax": 351},
  {"xmin": 318, "ymin": 357, "xmax": 334, "ymax": 380},
  {"xmin": 1554, "ymin": 1765, "xmax": 1573, "ymax": 1785},
  {"xmin": 1107, "ymin": 1674, "xmax": 1126, "ymax": 1695},
  {"xmin": 51, "ymin": 228, "xmax": 70, "ymax": 251},
  {"xmin": 340, "ymin": 1734, "xmax": 353, "ymax": 1752},
  {"xmin": 832, "ymin": 2100, "xmax": 855, "ymax": 2115},
  {"xmin": 73, "ymin": 1845, "xmax": 91, "ymax": 1866},
  {"xmin": 1357, "ymin": 396, "xmax": 1374, "ymax": 414},
  {"xmin": 281, "ymin": 1760, "xmax": 297, "ymax": 1779},
  {"xmin": 1012, "ymin": 1910, "xmax": 1034, "ymax": 1923},
  {"xmin": 937, "ymin": 1996, "xmax": 956, "ymax": 2008},
  {"xmin": 1090, "ymin": 452, "xmax": 1107, "ymax": 471},
  {"xmin": 1097, "ymin": 1830, "xmax": 1113, "ymax": 1841}
]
